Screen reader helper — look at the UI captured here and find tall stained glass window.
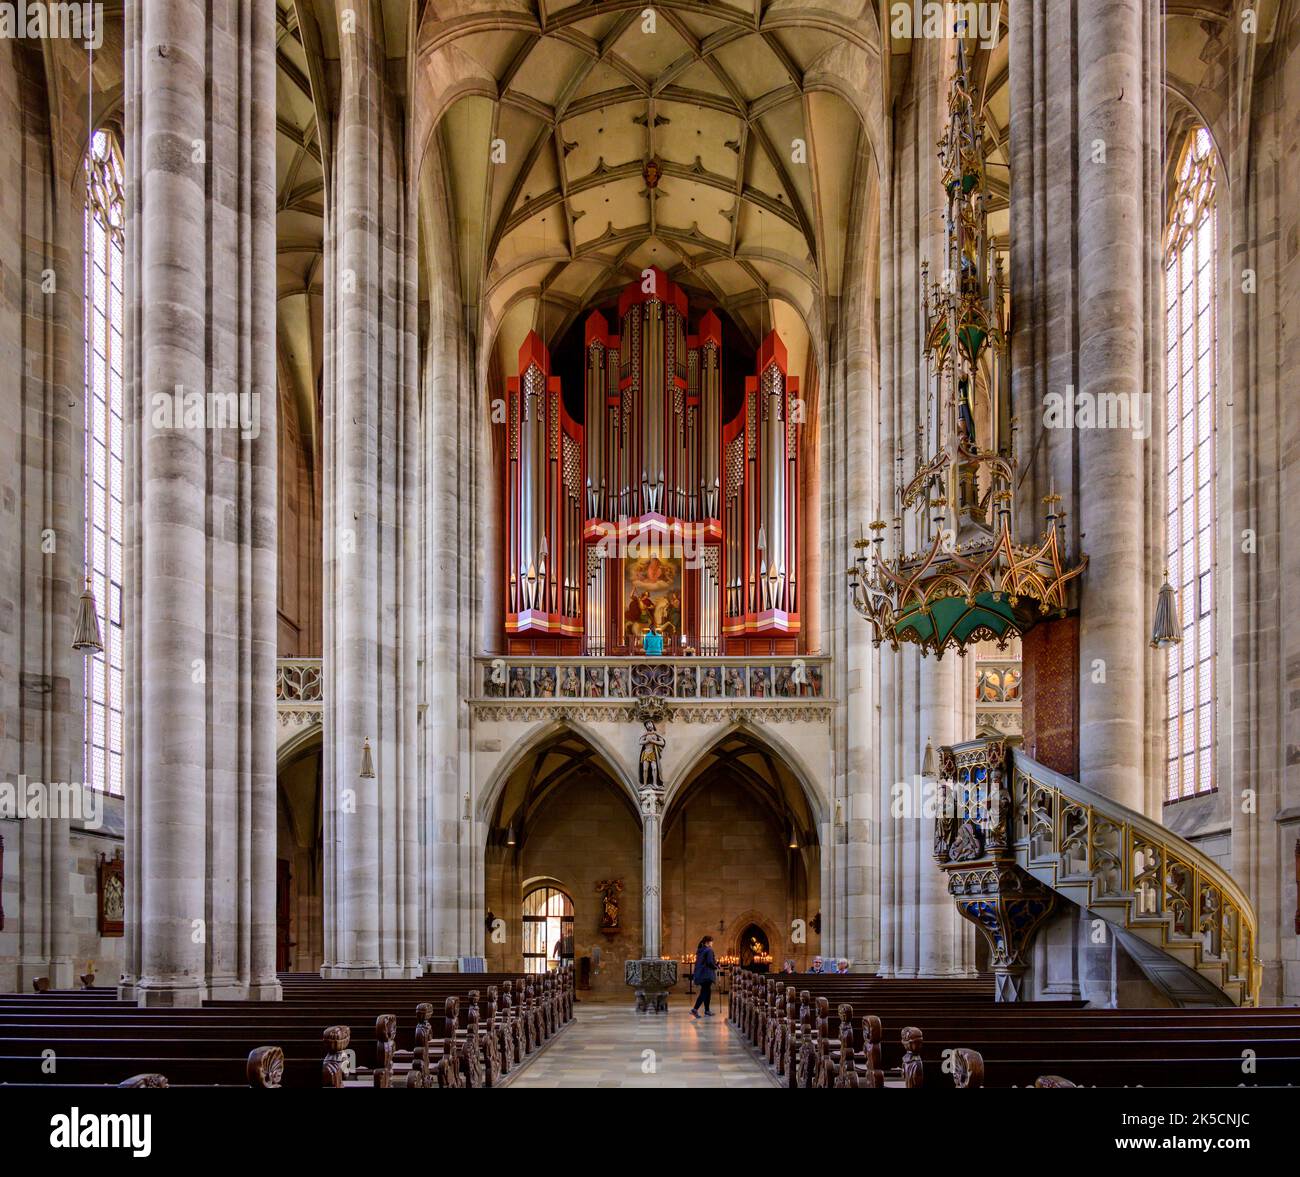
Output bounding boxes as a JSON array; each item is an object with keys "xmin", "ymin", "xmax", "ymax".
[{"xmin": 1163, "ymin": 126, "xmax": 1217, "ymax": 803}]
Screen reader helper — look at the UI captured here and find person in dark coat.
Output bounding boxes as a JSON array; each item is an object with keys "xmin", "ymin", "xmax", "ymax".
[{"xmin": 690, "ymin": 935, "xmax": 719, "ymax": 1017}]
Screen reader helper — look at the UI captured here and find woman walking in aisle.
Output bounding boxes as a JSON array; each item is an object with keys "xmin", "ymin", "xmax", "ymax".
[{"xmin": 690, "ymin": 935, "xmax": 718, "ymax": 1018}]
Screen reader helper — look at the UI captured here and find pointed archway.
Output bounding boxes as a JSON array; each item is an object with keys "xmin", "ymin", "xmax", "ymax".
[{"xmin": 662, "ymin": 728, "xmax": 821, "ymax": 972}]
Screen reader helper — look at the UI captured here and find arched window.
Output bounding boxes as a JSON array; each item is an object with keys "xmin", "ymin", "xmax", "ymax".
[
  {"xmin": 522, "ymin": 885, "xmax": 574, "ymax": 974},
  {"xmin": 84, "ymin": 129, "xmax": 125, "ymax": 795},
  {"xmin": 1163, "ymin": 126, "xmax": 1217, "ymax": 803}
]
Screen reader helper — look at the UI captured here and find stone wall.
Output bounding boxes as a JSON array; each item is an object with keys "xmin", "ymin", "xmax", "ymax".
[
  {"xmin": 0, "ymin": 809, "xmax": 125, "ymax": 993},
  {"xmin": 520, "ymin": 775, "xmax": 642, "ymax": 996},
  {"xmin": 277, "ymin": 380, "xmax": 320, "ymax": 658},
  {"xmin": 276, "ymin": 747, "xmax": 323, "ymax": 974},
  {"xmin": 662, "ymin": 775, "xmax": 820, "ymax": 969}
]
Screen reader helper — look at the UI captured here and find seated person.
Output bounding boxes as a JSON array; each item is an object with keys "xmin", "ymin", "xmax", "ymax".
[
  {"xmin": 642, "ymin": 625, "xmax": 664, "ymax": 656},
  {"xmin": 835, "ymin": 958, "xmax": 850, "ymax": 974},
  {"xmin": 807, "ymin": 956, "xmax": 825, "ymax": 974}
]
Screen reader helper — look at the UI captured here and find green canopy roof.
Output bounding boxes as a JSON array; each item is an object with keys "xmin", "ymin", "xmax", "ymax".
[{"xmin": 892, "ymin": 590, "xmax": 1019, "ymax": 655}]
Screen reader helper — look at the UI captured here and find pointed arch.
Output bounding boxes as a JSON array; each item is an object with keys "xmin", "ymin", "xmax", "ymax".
[
  {"xmin": 475, "ymin": 717, "xmax": 642, "ymax": 830},
  {"xmin": 662, "ymin": 718, "xmax": 827, "ymax": 830}
]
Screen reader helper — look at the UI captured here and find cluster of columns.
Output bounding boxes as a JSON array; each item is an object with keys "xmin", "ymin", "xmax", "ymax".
[
  {"xmin": 1009, "ymin": 0, "xmax": 1164, "ymax": 816},
  {"xmin": 0, "ymin": 35, "xmax": 79, "ymax": 990},
  {"xmin": 320, "ymin": 1, "xmax": 422, "ymax": 978},
  {"xmin": 871, "ymin": 33, "xmax": 975, "ymax": 980},
  {"xmin": 120, "ymin": 0, "xmax": 280, "ymax": 1004}
]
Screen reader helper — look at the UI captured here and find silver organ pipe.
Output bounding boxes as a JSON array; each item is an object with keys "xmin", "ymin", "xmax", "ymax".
[{"xmin": 504, "ymin": 270, "xmax": 800, "ymax": 654}]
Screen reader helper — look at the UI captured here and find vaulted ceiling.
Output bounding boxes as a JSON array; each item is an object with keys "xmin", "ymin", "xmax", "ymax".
[
  {"xmin": 275, "ymin": 0, "xmax": 324, "ymax": 461},
  {"xmin": 418, "ymin": 1, "xmax": 881, "ymax": 388}
]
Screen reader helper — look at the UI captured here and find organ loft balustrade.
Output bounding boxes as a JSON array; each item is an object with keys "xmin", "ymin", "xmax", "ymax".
[
  {"xmin": 275, "ymin": 658, "xmax": 322, "ymax": 748},
  {"xmin": 468, "ymin": 653, "xmax": 833, "ymax": 722},
  {"xmin": 277, "ymin": 654, "xmax": 834, "ymax": 722}
]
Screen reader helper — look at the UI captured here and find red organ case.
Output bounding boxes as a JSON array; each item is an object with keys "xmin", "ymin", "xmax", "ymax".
[{"xmin": 502, "ymin": 267, "xmax": 801, "ymax": 656}]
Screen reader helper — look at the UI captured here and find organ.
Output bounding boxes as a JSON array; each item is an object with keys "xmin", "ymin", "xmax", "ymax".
[{"xmin": 501, "ymin": 267, "xmax": 803, "ymax": 655}]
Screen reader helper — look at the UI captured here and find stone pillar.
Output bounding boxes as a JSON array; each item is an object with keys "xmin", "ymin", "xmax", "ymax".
[
  {"xmin": 640, "ymin": 792, "xmax": 663, "ymax": 959},
  {"xmin": 0, "ymin": 38, "xmax": 80, "ymax": 992},
  {"xmin": 917, "ymin": 657, "xmax": 961, "ymax": 976},
  {"xmin": 874, "ymin": 34, "xmax": 963, "ymax": 977},
  {"xmin": 321, "ymin": 1, "xmax": 421, "ymax": 978},
  {"xmin": 1009, "ymin": 0, "xmax": 1163, "ymax": 814},
  {"xmin": 122, "ymin": 0, "xmax": 280, "ymax": 1004},
  {"xmin": 418, "ymin": 137, "xmax": 472, "ymax": 972}
]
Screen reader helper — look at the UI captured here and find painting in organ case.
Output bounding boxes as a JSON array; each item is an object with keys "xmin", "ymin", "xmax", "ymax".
[{"xmin": 622, "ymin": 554, "xmax": 682, "ymax": 646}]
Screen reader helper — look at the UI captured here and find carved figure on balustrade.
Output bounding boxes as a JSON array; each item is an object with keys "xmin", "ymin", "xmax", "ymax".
[
  {"xmin": 934, "ymin": 780, "xmax": 957, "ymax": 861},
  {"xmin": 509, "ymin": 668, "xmax": 529, "ymax": 697},
  {"xmin": 700, "ymin": 667, "xmax": 720, "ymax": 697},
  {"xmin": 585, "ymin": 667, "xmax": 605, "ymax": 696},
  {"xmin": 609, "ymin": 667, "xmax": 628, "ymax": 697},
  {"xmin": 537, "ymin": 669, "xmax": 556, "ymax": 698},
  {"xmin": 560, "ymin": 667, "xmax": 579, "ymax": 697},
  {"xmin": 987, "ymin": 765, "xmax": 1012, "ymax": 852},
  {"xmin": 949, "ymin": 817, "xmax": 984, "ymax": 862}
]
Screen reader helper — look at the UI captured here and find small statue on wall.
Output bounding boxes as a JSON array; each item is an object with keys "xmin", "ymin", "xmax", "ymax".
[
  {"xmin": 595, "ymin": 878, "xmax": 624, "ymax": 933},
  {"xmin": 638, "ymin": 720, "xmax": 665, "ymax": 790}
]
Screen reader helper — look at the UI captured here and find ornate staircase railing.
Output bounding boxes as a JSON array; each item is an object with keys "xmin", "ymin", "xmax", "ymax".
[{"xmin": 935, "ymin": 738, "xmax": 1260, "ymax": 1007}]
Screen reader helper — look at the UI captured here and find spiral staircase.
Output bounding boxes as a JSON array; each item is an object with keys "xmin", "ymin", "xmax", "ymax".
[{"xmin": 936, "ymin": 739, "xmax": 1260, "ymax": 1007}]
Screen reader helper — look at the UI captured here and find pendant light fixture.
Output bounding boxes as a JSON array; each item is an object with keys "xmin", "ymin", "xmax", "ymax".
[
  {"xmin": 359, "ymin": 737, "xmax": 375, "ymax": 779},
  {"xmin": 72, "ymin": 576, "xmax": 104, "ymax": 654},
  {"xmin": 921, "ymin": 737, "xmax": 940, "ymax": 779},
  {"xmin": 1150, "ymin": 570, "xmax": 1183, "ymax": 649}
]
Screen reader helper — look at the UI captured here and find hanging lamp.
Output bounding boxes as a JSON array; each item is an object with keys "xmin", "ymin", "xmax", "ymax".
[
  {"xmin": 72, "ymin": 576, "xmax": 103, "ymax": 654},
  {"xmin": 1150, "ymin": 571, "xmax": 1182, "ymax": 649}
]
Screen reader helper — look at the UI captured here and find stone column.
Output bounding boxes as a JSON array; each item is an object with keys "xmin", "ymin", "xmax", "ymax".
[
  {"xmin": 0, "ymin": 37, "xmax": 80, "ymax": 992},
  {"xmin": 875, "ymin": 34, "xmax": 963, "ymax": 977},
  {"xmin": 1009, "ymin": 0, "xmax": 1163, "ymax": 814},
  {"xmin": 640, "ymin": 792, "xmax": 663, "ymax": 958},
  {"xmin": 321, "ymin": 1, "xmax": 421, "ymax": 978},
  {"xmin": 917, "ymin": 657, "xmax": 961, "ymax": 976},
  {"xmin": 418, "ymin": 138, "xmax": 473, "ymax": 972},
  {"xmin": 122, "ymin": 0, "xmax": 280, "ymax": 1004}
]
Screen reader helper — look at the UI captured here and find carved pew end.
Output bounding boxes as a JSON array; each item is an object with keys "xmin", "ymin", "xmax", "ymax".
[{"xmin": 247, "ymin": 1045, "xmax": 285, "ymax": 1089}]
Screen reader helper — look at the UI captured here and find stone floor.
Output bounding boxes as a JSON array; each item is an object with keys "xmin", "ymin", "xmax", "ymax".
[{"xmin": 505, "ymin": 990, "xmax": 778, "ymax": 1088}]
